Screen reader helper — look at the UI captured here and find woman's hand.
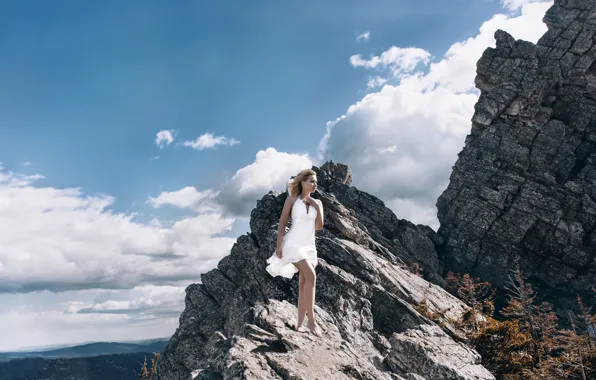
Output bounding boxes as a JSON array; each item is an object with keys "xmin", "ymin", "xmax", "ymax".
[
  {"xmin": 276, "ymin": 247, "xmax": 283, "ymax": 258},
  {"xmin": 304, "ymin": 196, "xmax": 320, "ymax": 210}
]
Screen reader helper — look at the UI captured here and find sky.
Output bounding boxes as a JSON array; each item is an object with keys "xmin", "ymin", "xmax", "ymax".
[{"xmin": 0, "ymin": 0, "xmax": 553, "ymax": 351}]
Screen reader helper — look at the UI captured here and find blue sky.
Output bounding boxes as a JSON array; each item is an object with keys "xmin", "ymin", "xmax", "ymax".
[
  {"xmin": 1, "ymin": 0, "xmax": 502, "ymax": 216},
  {"xmin": 0, "ymin": 0, "xmax": 552, "ymax": 350}
]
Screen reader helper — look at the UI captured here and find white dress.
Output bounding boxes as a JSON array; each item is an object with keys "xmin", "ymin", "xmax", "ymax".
[{"xmin": 265, "ymin": 197, "xmax": 318, "ymax": 278}]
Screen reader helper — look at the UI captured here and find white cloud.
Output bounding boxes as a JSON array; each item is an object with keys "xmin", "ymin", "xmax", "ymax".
[
  {"xmin": 502, "ymin": 0, "xmax": 550, "ymax": 12},
  {"xmin": 320, "ymin": 1, "xmax": 551, "ymax": 229},
  {"xmin": 148, "ymin": 187, "xmax": 219, "ymax": 213},
  {"xmin": 0, "ymin": 146, "xmax": 314, "ymax": 349},
  {"xmin": 0, "ymin": 146, "xmax": 314, "ymax": 348},
  {"xmin": 183, "ymin": 132, "xmax": 240, "ymax": 150},
  {"xmin": 215, "ymin": 147, "xmax": 313, "ymax": 216},
  {"xmin": 23, "ymin": 161, "xmax": 31, "ymax": 167},
  {"xmin": 0, "ymin": 285, "xmax": 183, "ymax": 351},
  {"xmin": 350, "ymin": 46, "xmax": 431, "ymax": 78},
  {"xmin": 155, "ymin": 130, "xmax": 174, "ymax": 148},
  {"xmin": 65, "ymin": 285, "xmax": 184, "ymax": 316},
  {"xmin": 356, "ymin": 31, "xmax": 370, "ymax": 42},
  {"xmin": 0, "ymin": 164, "xmax": 235, "ymax": 294},
  {"xmin": 147, "ymin": 147, "xmax": 313, "ymax": 217},
  {"xmin": 0, "ymin": 164, "xmax": 44, "ymax": 187},
  {"xmin": 0, "ymin": 161, "xmax": 239, "ymax": 349},
  {"xmin": 367, "ymin": 76, "xmax": 388, "ymax": 90}
]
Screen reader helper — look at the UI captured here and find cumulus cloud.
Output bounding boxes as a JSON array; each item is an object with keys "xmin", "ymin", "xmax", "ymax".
[
  {"xmin": 144, "ymin": 148, "xmax": 313, "ymax": 218},
  {"xmin": 155, "ymin": 130, "xmax": 174, "ymax": 148},
  {"xmin": 356, "ymin": 31, "xmax": 370, "ymax": 42},
  {"xmin": 0, "ymin": 164, "xmax": 235, "ymax": 294},
  {"xmin": 0, "ymin": 148, "xmax": 312, "ymax": 296},
  {"xmin": 350, "ymin": 47, "xmax": 431, "ymax": 78},
  {"xmin": 183, "ymin": 132, "xmax": 240, "ymax": 150},
  {"xmin": 0, "ymin": 151, "xmax": 294, "ymax": 348},
  {"xmin": 215, "ymin": 147, "xmax": 313, "ymax": 216},
  {"xmin": 320, "ymin": 1, "xmax": 551, "ymax": 229},
  {"xmin": 148, "ymin": 187, "xmax": 219, "ymax": 213},
  {"xmin": 0, "ymin": 147, "xmax": 314, "ymax": 348}
]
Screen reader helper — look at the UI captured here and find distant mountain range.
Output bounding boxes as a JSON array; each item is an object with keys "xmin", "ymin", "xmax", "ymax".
[
  {"xmin": 0, "ymin": 352, "xmax": 157, "ymax": 380},
  {"xmin": 0, "ymin": 339, "xmax": 168, "ymax": 380},
  {"xmin": 0, "ymin": 338, "xmax": 169, "ymax": 362}
]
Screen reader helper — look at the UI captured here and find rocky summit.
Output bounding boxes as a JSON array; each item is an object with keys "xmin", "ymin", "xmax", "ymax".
[
  {"xmin": 437, "ymin": 0, "xmax": 596, "ymax": 314},
  {"xmin": 156, "ymin": 162, "xmax": 494, "ymax": 380}
]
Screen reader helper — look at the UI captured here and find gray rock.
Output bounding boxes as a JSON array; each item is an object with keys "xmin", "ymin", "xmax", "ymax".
[
  {"xmin": 313, "ymin": 165, "xmax": 445, "ymax": 287},
  {"xmin": 436, "ymin": 0, "xmax": 596, "ymax": 316},
  {"xmin": 387, "ymin": 325, "xmax": 494, "ymax": 380},
  {"xmin": 405, "ymin": 374, "xmax": 427, "ymax": 380},
  {"xmin": 157, "ymin": 163, "xmax": 493, "ymax": 379}
]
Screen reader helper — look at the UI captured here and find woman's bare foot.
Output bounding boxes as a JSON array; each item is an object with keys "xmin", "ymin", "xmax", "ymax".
[
  {"xmin": 308, "ymin": 322, "xmax": 322, "ymax": 337},
  {"xmin": 295, "ymin": 324, "xmax": 306, "ymax": 333}
]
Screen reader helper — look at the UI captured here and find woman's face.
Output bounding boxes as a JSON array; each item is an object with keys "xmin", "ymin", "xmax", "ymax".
[{"xmin": 302, "ymin": 175, "xmax": 317, "ymax": 193}]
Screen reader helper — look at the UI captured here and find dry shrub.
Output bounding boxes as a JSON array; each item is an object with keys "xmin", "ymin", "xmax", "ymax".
[
  {"xmin": 446, "ymin": 269, "xmax": 596, "ymax": 379},
  {"xmin": 139, "ymin": 353, "xmax": 160, "ymax": 379}
]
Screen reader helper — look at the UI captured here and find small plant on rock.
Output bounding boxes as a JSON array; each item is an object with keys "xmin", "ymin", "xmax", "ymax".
[
  {"xmin": 445, "ymin": 271, "xmax": 495, "ymax": 333},
  {"xmin": 138, "ymin": 353, "xmax": 160, "ymax": 380}
]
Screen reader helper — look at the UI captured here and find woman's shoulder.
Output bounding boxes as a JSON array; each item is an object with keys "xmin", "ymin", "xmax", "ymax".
[{"xmin": 285, "ymin": 195, "xmax": 299, "ymax": 205}]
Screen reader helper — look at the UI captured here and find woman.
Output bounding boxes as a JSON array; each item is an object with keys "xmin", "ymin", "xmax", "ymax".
[{"xmin": 266, "ymin": 168, "xmax": 324, "ymax": 336}]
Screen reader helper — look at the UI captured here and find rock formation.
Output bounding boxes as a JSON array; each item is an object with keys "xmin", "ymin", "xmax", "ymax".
[
  {"xmin": 436, "ymin": 0, "xmax": 596, "ymax": 314},
  {"xmin": 155, "ymin": 2, "xmax": 596, "ymax": 378},
  {"xmin": 156, "ymin": 162, "xmax": 494, "ymax": 380}
]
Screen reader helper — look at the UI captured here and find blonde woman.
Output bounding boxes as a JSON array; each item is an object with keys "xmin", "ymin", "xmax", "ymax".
[{"xmin": 266, "ymin": 168, "xmax": 324, "ymax": 336}]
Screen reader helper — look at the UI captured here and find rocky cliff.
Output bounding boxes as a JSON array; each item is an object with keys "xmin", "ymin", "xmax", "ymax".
[
  {"xmin": 156, "ymin": 162, "xmax": 493, "ymax": 380},
  {"xmin": 436, "ymin": 0, "xmax": 596, "ymax": 314}
]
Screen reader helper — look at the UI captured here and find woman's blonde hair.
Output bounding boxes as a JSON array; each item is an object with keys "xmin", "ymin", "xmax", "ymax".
[{"xmin": 287, "ymin": 169, "xmax": 316, "ymax": 196}]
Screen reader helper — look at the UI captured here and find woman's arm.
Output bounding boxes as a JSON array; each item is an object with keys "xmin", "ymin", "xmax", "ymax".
[
  {"xmin": 313, "ymin": 199, "xmax": 324, "ymax": 230},
  {"xmin": 276, "ymin": 196, "xmax": 295, "ymax": 256}
]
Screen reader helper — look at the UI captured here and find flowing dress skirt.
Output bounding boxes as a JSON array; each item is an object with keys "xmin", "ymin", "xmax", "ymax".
[{"xmin": 266, "ymin": 199, "xmax": 317, "ymax": 279}]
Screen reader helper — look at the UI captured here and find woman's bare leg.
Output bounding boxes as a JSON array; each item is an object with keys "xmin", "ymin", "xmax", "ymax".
[
  {"xmin": 294, "ymin": 260, "xmax": 321, "ymax": 336},
  {"xmin": 296, "ymin": 272, "xmax": 307, "ymax": 331}
]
